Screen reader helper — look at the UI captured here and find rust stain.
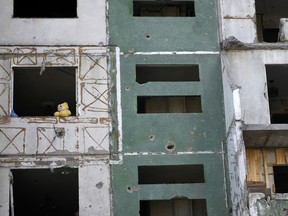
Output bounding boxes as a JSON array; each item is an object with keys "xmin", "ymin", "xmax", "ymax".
[
  {"xmin": 100, "ymin": 117, "xmax": 111, "ymax": 124},
  {"xmin": 0, "ymin": 116, "xmax": 10, "ymax": 124},
  {"xmin": 59, "ymin": 117, "xmax": 98, "ymax": 124},
  {"xmin": 27, "ymin": 117, "xmax": 57, "ymax": 124},
  {"xmin": 13, "ymin": 47, "xmax": 37, "ymax": 65}
]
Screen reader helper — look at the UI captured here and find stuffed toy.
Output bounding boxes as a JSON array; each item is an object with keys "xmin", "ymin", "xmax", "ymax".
[{"xmin": 54, "ymin": 102, "xmax": 71, "ymax": 117}]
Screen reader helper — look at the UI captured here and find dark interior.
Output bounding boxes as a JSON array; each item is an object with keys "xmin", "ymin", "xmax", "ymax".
[
  {"xmin": 11, "ymin": 168, "xmax": 78, "ymax": 216},
  {"xmin": 136, "ymin": 64, "xmax": 199, "ymax": 84},
  {"xmin": 133, "ymin": 0, "xmax": 195, "ymax": 17},
  {"xmin": 13, "ymin": 0, "xmax": 77, "ymax": 18},
  {"xmin": 138, "ymin": 164, "xmax": 205, "ymax": 184},
  {"xmin": 273, "ymin": 165, "xmax": 288, "ymax": 193}
]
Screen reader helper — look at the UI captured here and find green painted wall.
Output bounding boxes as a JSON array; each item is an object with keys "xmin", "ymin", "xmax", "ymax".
[
  {"xmin": 120, "ymin": 54, "xmax": 225, "ymax": 153},
  {"xmin": 109, "ymin": 0, "xmax": 220, "ymax": 52},
  {"xmin": 109, "ymin": 0, "xmax": 228, "ymax": 215},
  {"xmin": 113, "ymin": 155, "xmax": 228, "ymax": 215}
]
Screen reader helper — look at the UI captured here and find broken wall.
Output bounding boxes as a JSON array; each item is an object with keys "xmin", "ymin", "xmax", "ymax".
[{"xmin": 0, "ymin": 46, "xmax": 115, "ymax": 216}]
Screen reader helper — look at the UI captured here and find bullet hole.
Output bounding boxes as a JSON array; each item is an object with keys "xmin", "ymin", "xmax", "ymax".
[
  {"xmin": 125, "ymin": 86, "xmax": 130, "ymax": 91},
  {"xmin": 166, "ymin": 144, "xmax": 175, "ymax": 150},
  {"xmin": 55, "ymin": 128, "xmax": 65, "ymax": 138},
  {"xmin": 96, "ymin": 182, "xmax": 104, "ymax": 189},
  {"xmin": 126, "ymin": 185, "xmax": 138, "ymax": 193},
  {"xmin": 145, "ymin": 34, "xmax": 151, "ymax": 40},
  {"xmin": 149, "ymin": 134, "xmax": 155, "ymax": 141},
  {"xmin": 165, "ymin": 141, "xmax": 176, "ymax": 151}
]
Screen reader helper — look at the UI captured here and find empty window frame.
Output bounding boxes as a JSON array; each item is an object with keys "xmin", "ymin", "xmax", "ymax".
[
  {"xmin": 13, "ymin": 0, "xmax": 77, "ymax": 18},
  {"xmin": 266, "ymin": 65, "xmax": 288, "ymax": 123},
  {"xmin": 136, "ymin": 64, "xmax": 199, "ymax": 84},
  {"xmin": 133, "ymin": 0, "xmax": 195, "ymax": 17},
  {"xmin": 273, "ymin": 165, "xmax": 288, "ymax": 193},
  {"xmin": 11, "ymin": 168, "xmax": 78, "ymax": 216},
  {"xmin": 13, "ymin": 67, "xmax": 76, "ymax": 116},
  {"xmin": 138, "ymin": 165, "xmax": 205, "ymax": 184},
  {"xmin": 140, "ymin": 199, "xmax": 207, "ymax": 216},
  {"xmin": 137, "ymin": 96, "xmax": 202, "ymax": 113},
  {"xmin": 255, "ymin": 0, "xmax": 288, "ymax": 42}
]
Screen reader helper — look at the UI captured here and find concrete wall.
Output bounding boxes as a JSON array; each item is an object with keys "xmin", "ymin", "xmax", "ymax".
[
  {"xmin": 222, "ymin": 50, "xmax": 288, "ymax": 124},
  {"xmin": 219, "ymin": 0, "xmax": 257, "ymax": 42},
  {"xmin": 0, "ymin": 46, "xmax": 114, "ymax": 215},
  {"xmin": 0, "ymin": 0, "xmax": 107, "ymax": 45}
]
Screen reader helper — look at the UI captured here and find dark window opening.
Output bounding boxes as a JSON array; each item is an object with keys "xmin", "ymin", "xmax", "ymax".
[
  {"xmin": 138, "ymin": 165, "xmax": 205, "ymax": 184},
  {"xmin": 13, "ymin": 67, "xmax": 76, "ymax": 117},
  {"xmin": 137, "ymin": 96, "xmax": 202, "ymax": 113},
  {"xmin": 136, "ymin": 64, "xmax": 199, "ymax": 84},
  {"xmin": 266, "ymin": 65, "xmax": 288, "ymax": 123},
  {"xmin": 140, "ymin": 199, "xmax": 207, "ymax": 216},
  {"xmin": 133, "ymin": 1, "xmax": 195, "ymax": 17},
  {"xmin": 11, "ymin": 168, "xmax": 78, "ymax": 216},
  {"xmin": 13, "ymin": 0, "xmax": 77, "ymax": 18},
  {"xmin": 273, "ymin": 165, "xmax": 288, "ymax": 193},
  {"xmin": 255, "ymin": 0, "xmax": 288, "ymax": 42}
]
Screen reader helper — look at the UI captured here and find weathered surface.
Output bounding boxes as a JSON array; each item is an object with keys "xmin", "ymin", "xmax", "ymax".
[{"xmin": 0, "ymin": 0, "xmax": 107, "ymax": 45}]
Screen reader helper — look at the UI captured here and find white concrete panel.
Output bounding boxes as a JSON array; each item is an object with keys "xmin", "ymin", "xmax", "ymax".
[
  {"xmin": 224, "ymin": 50, "xmax": 288, "ymax": 124},
  {"xmin": 0, "ymin": 0, "xmax": 107, "ymax": 45},
  {"xmin": 79, "ymin": 164, "xmax": 111, "ymax": 216},
  {"xmin": 0, "ymin": 168, "xmax": 10, "ymax": 216},
  {"xmin": 223, "ymin": 19, "xmax": 257, "ymax": 43},
  {"xmin": 221, "ymin": 0, "xmax": 255, "ymax": 18},
  {"xmin": 224, "ymin": 51, "xmax": 269, "ymax": 124},
  {"xmin": 221, "ymin": 63, "xmax": 235, "ymax": 131}
]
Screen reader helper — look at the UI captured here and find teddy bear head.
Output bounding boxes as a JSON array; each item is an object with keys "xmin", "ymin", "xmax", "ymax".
[{"xmin": 57, "ymin": 102, "xmax": 69, "ymax": 112}]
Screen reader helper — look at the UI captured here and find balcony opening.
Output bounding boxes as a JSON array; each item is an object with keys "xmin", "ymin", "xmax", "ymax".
[
  {"xmin": 138, "ymin": 165, "xmax": 205, "ymax": 184},
  {"xmin": 13, "ymin": 0, "xmax": 77, "ymax": 18},
  {"xmin": 133, "ymin": 0, "xmax": 195, "ymax": 17},
  {"xmin": 255, "ymin": 0, "xmax": 288, "ymax": 42},
  {"xmin": 137, "ymin": 96, "xmax": 202, "ymax": 113},
  {"xmin": 246, "ymin": 148, "xmax": 288, "ymax": 195},
  {"xmin": 266, "ymin": 65, "xmax": 288, "ymax": 124},
  {"xmin": 136, "ymin": 64, "xmax": 199, "ymax": 84},
  {"xmin": 10, "ymin": 168, "xmax": 78, "ymax": 216},
  {"xmin": 140, "ymin": 199, "xmax": 207, "ymax": 216},
  {"xmin": 13, "ymin": 67, "xmax": 76, "ymax": 117}
]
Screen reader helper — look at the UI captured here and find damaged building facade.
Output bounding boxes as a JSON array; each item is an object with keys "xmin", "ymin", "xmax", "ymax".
[
  {"xmin": 221, "ymin": 0, "xmax": 288, "ymax": 215},
  {"xmin": 1, "ymin": 0, "xmax": 288, "ymax": 215}
]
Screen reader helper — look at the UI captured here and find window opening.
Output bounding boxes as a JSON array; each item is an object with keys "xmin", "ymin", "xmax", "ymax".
[
  {"xmin": 10, "ymin": 168, "xmax": 78, "ymax": 216},
  {"xmin": 266, "ymin": 65, "xmax": 288, "ymax": 123},
  {"xmin": 140, "ymin": 199, "xmax": 207, "ymax": 216},
  {"xmin": 13, "ymin": 0, "xmax": 77, "ymax": 18},
  {"xmin": 138, "ymin": 165, "xmax": 205, "ymax": 184},
  {"xmin": 255, "ymin": 0, "xmax": 288, "ymax": 42},
  {"xmin": 136, "ymin": 64, "xmax": 199, "ymax": 84},
  {"xmin": 133, "ymin": 0, "xmax": 195, "ymax": 17},
  {"xmin": 273, "ymin": 165, "xmax": 288, "ymax": 193},
  {"xmin": 137, "ymin": 96, "xmax": 202, "ymax": 113},
  {"xmin": 13, "ymin": 67, "xmax": 76, "ymax": 117}
]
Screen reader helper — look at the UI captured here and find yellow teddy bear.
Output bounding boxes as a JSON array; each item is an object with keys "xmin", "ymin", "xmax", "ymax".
[{"xmin": 54, "ymin": 102, "xmax": 71, "ymax": 117}]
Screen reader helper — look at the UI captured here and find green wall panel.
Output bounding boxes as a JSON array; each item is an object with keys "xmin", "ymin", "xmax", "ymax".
[
  {"xmin": 112, "ymin": 154, "xmax": 228, "ymax": 216},
  {"xmin": 109, "ymin": 0, "xmax": 220, "ymax": 52},
  {"xmin": 120, "ymin": 54, "xmax": 225, "ymax": 153}
]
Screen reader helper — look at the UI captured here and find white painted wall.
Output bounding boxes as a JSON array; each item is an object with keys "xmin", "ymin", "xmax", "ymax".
[
  {"xmin": 0, "ymin": 46, "xmax": 113, "ymax": 215},
  {"xmin": 0, "ymin": 168, "xmax": 10, "ymax": 216},
  {"xmin": 0, "ymin": 0, "xmax": 107, "ymax": 45},
  {"xmin": 79, "ymin": 164, "xmax": 111, "ymax": 216},
  {"xmin": 220, "ymin": 0, "xmax": 257, "ymax": 43}
]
